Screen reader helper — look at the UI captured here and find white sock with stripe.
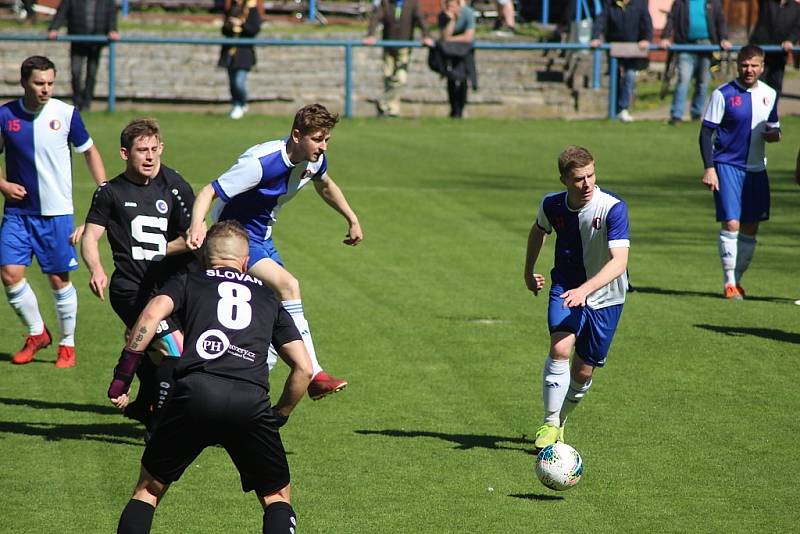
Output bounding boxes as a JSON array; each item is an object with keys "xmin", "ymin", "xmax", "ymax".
[
  {"xmin": 53, "ymin": 283, "xmax": 77, "ymax": 346},
  {"xmin": 542, "ymin": 356, "xmax": 570, "ymax": 427},
  {"xmin": 718, "ymin": 230, "xmax": 738, "ymax": 286},
  {"xmin": 735, "ymin": 233, "xmax": 757, "ymax": 285},
  {"xmin": 282, "ymin": 299, "xmax": 323, "ymax": 378},
  {"xmin": 5, "ymin": 279, "xmax": 44, "ymax": 336},
  {"xmin": 559, "ymin": 377, "xmax": 593, "ymax": 427}
]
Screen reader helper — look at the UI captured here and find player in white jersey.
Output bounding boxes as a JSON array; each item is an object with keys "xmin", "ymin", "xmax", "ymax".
[
  {"xmin": 699, "ymin": 45, "xmax": 780, "ymax": 300},
  {"xmin": 0, "ymin": 56, "xmax": 107, "ymax": 367},
  {"xmin": 187, "ymin": 103, "xmax": 362, "ymax": 400},
  {"xmin": 524, "ymin": 146, "xmax": 630, "ymax": 451}
]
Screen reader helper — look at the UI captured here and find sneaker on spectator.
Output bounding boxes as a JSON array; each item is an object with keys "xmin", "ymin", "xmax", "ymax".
[
  {"xmin": 11, "ymin": 326, "xmax": 52, "ymax": 365},
  {"xmin": 55, "ymin": 345, "xmax": 76, "ymax": 368},
  {"xmin": 617, "ymin": 109, "xmax": 634, "ymax": 122},
  {"xmin": 307, "ymin": 371, "xmax": 348, "ymax": 400},
  {"xmin": 229, "ymin": 105, "xmax": 245, "ymax": 120}
]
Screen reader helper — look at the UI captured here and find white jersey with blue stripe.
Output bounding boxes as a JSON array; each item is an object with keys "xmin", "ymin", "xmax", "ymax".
[
  {"xmin": 210, "ymin": 138, "xmax": 327, "ymax": 240},
  {"xmin": 0, "ymin": 98, "xmax": 93, "ymax": 216},
  {"xmin": 702, "ymin": 79, "xmax": 779, "ymax": 172},
  {"xmin": 536, "ymin": 186, "xmax": 630, "ymax": 309}
]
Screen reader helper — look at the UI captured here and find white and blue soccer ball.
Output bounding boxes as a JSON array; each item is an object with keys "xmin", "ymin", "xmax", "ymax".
[{"xmin": 535, "ymin": 442, "xmax": 583, "ymax": 491}]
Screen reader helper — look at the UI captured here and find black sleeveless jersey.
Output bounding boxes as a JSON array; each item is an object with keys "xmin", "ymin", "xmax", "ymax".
[{"xmin": 159, "ymin": 267, "xmax": 301, "ymax": 392}]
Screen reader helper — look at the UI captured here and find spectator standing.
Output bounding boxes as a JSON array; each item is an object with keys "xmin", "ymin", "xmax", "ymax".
[
  {"xmin": 699, "ymin": 45, "xmax": 780, "ymax": 300},
  {"xmin": 437, "ymin": 0, "xmax": 476, "ymax": 119},
  {"xmin": 219, "ymin": 0, "xmax": 264, "ymax": 120},
  {"xmin": 363, "ymin": 0, "xmax": 434, "ymax": 118},
  {"xmin": 590, "ymin": 0, "xmax": 653, "ymax": 122},
  {"xmin": 47, "ymin": 0, "xmax": 120, "ymax": 112},
  {"xmin": 661, "ymin": 0, "xmax": 732, "ymax": 124},
  {"xmin": 749, "ymin": 0, "xmax": 800, "ymax": 96},
  {"xmin": 0, "ymin": 56, "xmax": 107, "ymax": 368}
]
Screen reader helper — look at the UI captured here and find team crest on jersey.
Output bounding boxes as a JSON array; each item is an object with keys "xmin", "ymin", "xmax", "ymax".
[
  {"xmin": 49, "ymin": 119, "xmax": 61, "ymax": 131},
  {"xmin": 155, "ymin": 199, "xmax": 168, "ymax": 214},
  {"xmin": 763, "ymin": 96, "xmax": 770, "ymax": 106},
  {"xmin": 592, "ymin": 217, "xmax": 602, "ymax": 230},
  {"xmin": 196, "ymin": 329, "xmax": 230, "ymax": 360}
]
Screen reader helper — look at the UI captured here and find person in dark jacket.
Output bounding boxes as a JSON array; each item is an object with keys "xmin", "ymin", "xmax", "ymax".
[
  {"xmin": 661, "ymin": 0, "xmax": 732, "ymax": 124},
  {"xmin": 749, "ymin": 0, "xmax": 800, "ymax": 95},
  {"xmin": 47, "ymin": 0, "xmax": 119, "ymax": 112},
  {"xmin": 438, "ymin": 0, "xmax": 476, "ymax": 118},
  {"xmin": 590, "ymin": 0, "xmax": 652, "ymax": 122},
  {"xmin": 219, "ymin": 0, "xmax": 263, "ymax": 119},
  {"xmin": 363, "ymin": 0, "xmax": 434, "ymax": 117}
]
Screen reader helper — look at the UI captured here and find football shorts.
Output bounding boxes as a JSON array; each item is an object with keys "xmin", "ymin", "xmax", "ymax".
[
  {"xmin": 247, "ymin": 236, "xmax": 284, "ymax": 269},
  {"xmin": 714, "ymin": 163, "xmax": 770, "ymax": 223},
  {"xmin": 0, "ymin": 214, "xmax": 78, "ymax": 273}
]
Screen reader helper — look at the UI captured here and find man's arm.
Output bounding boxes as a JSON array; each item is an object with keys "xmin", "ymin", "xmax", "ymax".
[
  {"xmin": 83, "ymin": 145, "xmax": 107, "ymax": 185},
  {"xmin": 313, "ymin": 174, "xmax": 363, "ymax": 246},
  {"xmin": 561, "ymin": 247, "xmax": 629, "ymax": 307},
  {"xmin": 187, "ymin": 183, "xmax": 217, "ymax": 250},
  {"xmin": 80, "ymin": 222, "xmax": 109, "ymax": 301},
  {"xmin": 524, "ymin": 223, "xmax": 547, "ymax": 295},
  {"xmin": 272, "ymin": 340, "xmax": 314, "ymax": 420}
]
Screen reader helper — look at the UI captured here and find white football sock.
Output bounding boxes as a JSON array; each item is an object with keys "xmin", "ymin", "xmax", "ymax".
[
  {"xmin": 542, "ymin": 356, "xmax": 570, "ymax": 427},
  {"xmin": 5, "ymin": 279, "xmax": 44, "ymax": 335},
  {"xmin": 282, "ymin": 299, "xmax": 323, "ymax": 378},
  {"xmin": 718, "ymin": 230, "xmax": 738, "ymax": 286},
  {"xmin": 53, "ymin": 283, "xmax": 77, "ymax": 346},
  {"xmin": 735, "ymin": 233, "xmax": 757, "ymax": 284},
  {"xmin": 559, "ymin": 377, "xmax": 593, "ymax": 427}
]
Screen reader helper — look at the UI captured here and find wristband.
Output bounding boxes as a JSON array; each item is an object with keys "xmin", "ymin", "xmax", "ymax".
[{"xmin": 108, "ymin": 348, "xmax": 144, "ymax": 399}]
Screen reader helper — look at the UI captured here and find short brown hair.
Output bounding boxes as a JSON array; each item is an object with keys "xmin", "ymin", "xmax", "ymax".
[
  {"xmin": 204, "ymin": 220, "xmax": 250, "ymax": 265},
  {"xmin": 558, "ymin": 146, "xmax": 595, "ymax": 177},
  {"xmin": 21, "ymin": 56, "xmax": 56, "ymax": 81},
  {"xmin": 120, "ymin": 118, "xmax": 161, "ymax": 151},
  {"xmin": 291, "ymin": 103, "xmax": 340, "ymax": 136},
  {"xmin": 737, "ymin": 44, "xmax": 765, "ymax": 64}
]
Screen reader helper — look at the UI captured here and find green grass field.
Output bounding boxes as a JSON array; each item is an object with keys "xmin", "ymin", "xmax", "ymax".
[{"xmin": 1, "ymin": 112, "xmax": 798, "ymax": 533}]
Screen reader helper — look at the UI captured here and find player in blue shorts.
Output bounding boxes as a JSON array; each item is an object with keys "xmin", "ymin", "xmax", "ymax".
[
  {"xmin": 700, "ymin": 44, "xmax": 781, "ymax": 300},
  {"xmin": 524, "ymin": 146, "xmax": 630, "ymax": 451},
  {"xmin": 187, "ymin": 103, "xmax": 362, "ymax": 400},
  {"xmin": 0, "ymin": 56, "xmax": 107, "ymax": 367}
]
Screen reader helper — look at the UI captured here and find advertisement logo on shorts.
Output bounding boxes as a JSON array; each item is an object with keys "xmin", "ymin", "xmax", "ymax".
[
  {"xmin": 196, "ymin": 329, "xmax": 230, "ymax": 360},
  {"xmin": 155, "ymin": 200, "xmax": 169, "ymax": 214}
]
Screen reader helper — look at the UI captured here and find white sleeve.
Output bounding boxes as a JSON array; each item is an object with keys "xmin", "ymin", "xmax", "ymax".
[
  {"xmin": 535, "ymin": 198, "xmax": 552, "ymax": 234},
  {"xmin": 212, "ymin": 154, "xmax": 264, "ymax": 202},
  {"xmin": 702, "ymin": 89, "xmax": 725, "ymax": 126}
]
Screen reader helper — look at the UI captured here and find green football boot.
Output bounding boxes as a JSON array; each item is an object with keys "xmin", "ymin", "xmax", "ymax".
[{"xmin": 534, "ymin": 423, "xmax": 561, "ymax": 450}]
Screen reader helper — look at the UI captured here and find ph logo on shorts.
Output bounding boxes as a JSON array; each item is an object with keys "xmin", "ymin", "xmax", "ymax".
[
  {"xmin": 155, "ymin": 200, "xmax": 168, "ymax": 214},
  {"xmin": 196, "ymin": 329, "xmax": 230, "ymax": 360}
]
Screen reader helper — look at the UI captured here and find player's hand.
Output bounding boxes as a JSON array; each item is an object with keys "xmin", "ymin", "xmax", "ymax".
[
  {"xmin": 69, "ymin": 224, "xmax": 85, "ymax": 245},
  {"xmin": 186, "ymin": 222, "xmax": 207, "ymax": 250},
  {"xmin": 343, "ymin": 221, "xmax": 363, "ymax": 246},
  {"xmin": 108, "ymin": 348, "xmax": 144, "ymax": 401},
  {"xmin": 560, "ymin": 286, "xmax": 590, "ymax": 308},
  {"xmin": 0, "ymin": 181, "xmax": 27, "ymax": 201},
  {"xmin": 89, "ymin": 269, "xmax": 108, "ymax": 301},
  {"xmin": 525, "ymin": 273, "xmax": 546, "ymax": 295},
  {"xmin": 110, "ymin": 393, "xmax": 130, "ymax": 410},
  {"xmin": 701, "ymin": 168, "xmax": 719, "ymax": 191},
  {"xmin": 762, "ymin": 127, "xmax": 781, "ymax": 143}
]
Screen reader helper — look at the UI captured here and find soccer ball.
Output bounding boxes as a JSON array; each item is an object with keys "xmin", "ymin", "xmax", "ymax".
[{"xmin": 535, "ymin": 442, "xmax": 583, "ymax": 491}]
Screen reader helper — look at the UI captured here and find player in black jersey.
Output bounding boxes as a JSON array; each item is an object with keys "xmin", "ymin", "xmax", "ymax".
[
  {"xmin": 111, "ymin": 220, "xmax": 313, "ymax": 534},
  {"xmin": 81, "ymin": 118, "xmax": 198, "ymax": 428}
]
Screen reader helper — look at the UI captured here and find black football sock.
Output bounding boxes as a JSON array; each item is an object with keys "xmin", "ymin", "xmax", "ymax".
[
  {"xmin": 117, "ymin": 499, "xmax": 155, "ymax": 534},
  {"xmin": 263, "ymin": 501, "xmax": 296, "ymax": 534}
]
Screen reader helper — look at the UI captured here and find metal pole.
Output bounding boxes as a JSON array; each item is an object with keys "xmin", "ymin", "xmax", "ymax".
[
  {"xmin": 541, "ymin": 0, "xmax": 549, "ymax": 25},
  {"xmin": 108, "ymin": 40, "xmax": 116, "ymax": 112},
  {"xmin": 122, "ymin": 0, "xmax": 129, "ymax": 18},
  {"xmin": 308, "ymin": 0, "xmax": 317, "ymax": 23},
  {"xmin": 608, "ymin": 55, "xmax": 617, "ymax": 119},
  {"xmin": 344, "ymin": 44, "xmax": 353, "ymax": 118},
  {"xmin": 592, "ymin": 47, "xmax": 601, "ymax": 89}
]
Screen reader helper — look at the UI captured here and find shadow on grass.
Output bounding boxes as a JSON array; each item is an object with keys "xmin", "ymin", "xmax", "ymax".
[
  {"xmin": 355, "ymin": 429, "xmax": 533, "ymax": 454},
  {"xmin": 0, "ymin": 396, "xmax": 120, "ymax": 415},
  {"xmin": 695, "ymin": 324, "xmax": 800, "ymax": 344},
  {"xmin": 0, "ymin": 420, "xmax": 143, "ymax": 446},
  {"xmin": 0, "ymin": 352, "xmax": 55, "ymax": 364},
  {"xmin": 631, "ymin": 285, "xmax": 790, "ymax": 303},
  {"xmin": 509, "ymin": 493, "xmax": 565, "ymax": 501}
]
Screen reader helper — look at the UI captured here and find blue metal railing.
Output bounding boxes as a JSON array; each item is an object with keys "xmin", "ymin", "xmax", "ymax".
[{"xmin": 0, "ymin": 34, "xmax": 783, "ymax": 119}]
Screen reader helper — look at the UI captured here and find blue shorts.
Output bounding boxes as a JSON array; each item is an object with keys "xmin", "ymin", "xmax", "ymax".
[
  {"xmin": 0, "ymin": 213, "xmax": 79, "ymax": 274},
  {"xmin": 714, "ymin": 163, "xmax": 770, "ymax": 223},
  {"xmin": 246, "ymin": 236, "xmax": 284, "ymax": 269},
  {"xmin": 547, "ymin": 289, "xmax": 623, "ymax": 367}
]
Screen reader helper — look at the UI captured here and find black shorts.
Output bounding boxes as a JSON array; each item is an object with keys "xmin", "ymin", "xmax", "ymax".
[
  {"xmin": 141, "ymin": 373, "xmax": 290, "ymax": 496},
  {"xmin": 109, "ymin": 286, "xmax": 181, "ymax": 338}
]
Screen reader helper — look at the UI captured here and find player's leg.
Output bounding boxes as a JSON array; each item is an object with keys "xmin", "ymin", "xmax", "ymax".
[
  {"xmin": 247, "ymin": 238, "xmax": 347, "ymax": 399},
  {"xmin": 1, "ymin": 214, "xmax": 51, "ymax": 363},
  {"xmin": 258, "ymin": 485, "xmax": 296, "ymax": 534},
  {"xmin": 558, "ymin": 304, "xmax": 623, "ymax": 429},
  {"xmin": 714, "ymin": 163, "xmax": 745, "ymax": 298},
  {"xmin": 35, "ymin": 214, "xmax": 80, "ymax": 367},
  {"xmin": 117, "ymin": 465, "xmax": 169, "ymax": 534},
  {"xmin": 734, "ymin": 170, "xmax": 769, "ymax": 294}
]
